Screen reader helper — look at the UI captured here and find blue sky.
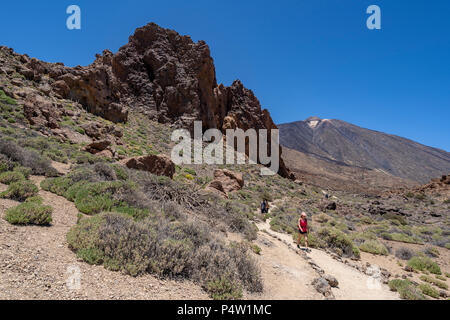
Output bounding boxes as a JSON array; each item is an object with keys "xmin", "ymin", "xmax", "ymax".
[{"xmin": 1, "ymin": 1, "xmax": 449, "ymax": 151}]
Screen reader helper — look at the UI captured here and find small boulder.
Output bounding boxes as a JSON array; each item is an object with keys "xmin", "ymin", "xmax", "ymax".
[
  {"xmin": 83, "ymin": 140, "xmax": 111, "ymax": 154},
  {"xmin": 121, "ymin": 154, "xmax": 175, "ymax": 178},
  {"xmin": 311, "ymin": 277, "xmax": 333, "ymax": 297},
  {"xmin": 326, "ymin": 202, "xmax": 337, "ymax": 211},
  {"xmin": 323, "ymin": 274, "xmax": 339, "ymax": 288},
  {"xmin": 207, "ymin": 169, "xmax": 244, "ymax": 197}
]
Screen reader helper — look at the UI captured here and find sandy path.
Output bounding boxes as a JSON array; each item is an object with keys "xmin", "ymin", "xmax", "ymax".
[
  {"xmin": 308, "ymin": 250, "xmax": 399, "ymax": 300},
  {"xmin": 246, "ymin": 231, "xmax": 323, "ymax": 300},
  {"xmin": 255, "ymin": 219, "xmax": 399, "ymax": 300},
  {"xmin": 0, "ymin": 176, "xmax": 208, "ymax": 300}
]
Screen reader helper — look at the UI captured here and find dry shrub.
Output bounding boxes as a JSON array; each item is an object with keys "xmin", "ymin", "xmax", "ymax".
[
  {"xmin": 0, "ymin": 140, "xmax": 57, "ymax": 177},
  {"xmin": 67, "ymin": 212, "xmax": 263, "ymax": 298}
]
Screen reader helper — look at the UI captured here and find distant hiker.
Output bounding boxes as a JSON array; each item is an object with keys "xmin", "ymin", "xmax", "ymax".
[
  {"xmin": 260, "ymin": 201, "xmax": 266, "ymax": 214},
  {"xmin": 297, "ymin": 212, "xmax": 309, "ymax": 251},
  {"xmin": 260, "ymin": 199, "xmax": 270, "ymax": 214},
  {"xmin": 264, "ymin": 199, "xmax": 270, "ymax": 213},
  {"xmin": 325, "ymin": 193, "xmax": 329, "ymax": 200}
]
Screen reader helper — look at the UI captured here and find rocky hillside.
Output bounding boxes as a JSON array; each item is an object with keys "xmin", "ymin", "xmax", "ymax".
[
  {"xmin": 0, "ymin": 22, "xmax": 290, "ymax": 177},
  {"xmin": 279, "ymin": 117, "xmax": 450, "ymax": 184}
]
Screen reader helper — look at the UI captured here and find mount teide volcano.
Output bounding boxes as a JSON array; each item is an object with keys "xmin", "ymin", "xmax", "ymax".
[{"xmin": 279, "ymin": 117, "xmax": 450, "ymax": 186}]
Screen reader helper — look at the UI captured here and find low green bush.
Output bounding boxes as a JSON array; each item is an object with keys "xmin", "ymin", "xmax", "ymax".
[
  {"xmin": 388, "ymin": 279, "xmax": 425, "ymax": 300},
  {"xmin": 359, "ymin": 240, "xmax": 388, "ymax": 255},
  {"xmin": 0, "ymin": 180, "xmax": 38, "ymax": 201},
  {"xmin": 419, "ymin": 283, "xmax": 440, "ymax": 299},
  {"xmin": 206, "ymin": 276, "xmax": 243, "ymax": 300},
  {"xmin": 4, "ymin": 201, "xmax": 52, "ymax": 225},
  {"xmin": 407, "ymin": 256, "xmax": 441, "ymax": 275},
  {"xmin": 381, "ymin": 232, "xmax": 423, "ymax": 244},
  {"xmin": 0, "ymin": 171, "xmax": 25, "ymax": 185},
  {"xmin": 13, "ymin": 166, "xmax": 31, "ymax": 179},
  {"xmin": 314, "ymin": 226, "xmax": 360, "ymax": 258},
  {"xmin": 419, "ymin": 275, "xmax": 448, "ymax": 290}
]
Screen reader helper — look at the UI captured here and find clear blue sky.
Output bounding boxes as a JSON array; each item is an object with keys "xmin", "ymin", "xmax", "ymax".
[{"xmin": 1, "ymin": 1, "xmax": 449, "ymax": 151}]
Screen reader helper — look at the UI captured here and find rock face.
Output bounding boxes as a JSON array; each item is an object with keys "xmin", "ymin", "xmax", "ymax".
[
  {"xmin": 1, "ymin": 23, "xmax": 291, "ymax": 178},
  {"xmin": 121, "ymin": 155, "xmax": 176, "ymax": 178},
  {"xmin": 207, "ymin": 169, "xmax": 244, "ymax": 197}
]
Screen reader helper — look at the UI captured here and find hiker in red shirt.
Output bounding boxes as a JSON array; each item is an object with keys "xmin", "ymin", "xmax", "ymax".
[{"xmin": 297, "ymin": 212, "xmax": 309, "ymax": 251}]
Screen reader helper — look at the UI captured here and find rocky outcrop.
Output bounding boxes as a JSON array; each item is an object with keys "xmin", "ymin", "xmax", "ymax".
[
  {"xmin": 1, "ymin": 23, "xmax": 292, "ymax": 178},
  {"xmin": 23, "ymin": 94, "xmax": 60, "ymax": 129},
  {"xmin": 83, "ymin": 140, "xmax": 112, "ymax": 156},
  {"xmin": 121, "ymin": 154, "xmax": 176, "ymax": 178},
  {"xmin": 207, "ymin": 169, "xmax": 244, "ymax": 197}
]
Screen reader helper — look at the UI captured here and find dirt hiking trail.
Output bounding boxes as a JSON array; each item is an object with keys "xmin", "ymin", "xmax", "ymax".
[{"xmin": 248, "ymin": 197, "xmax": 399, "ymax": 300}]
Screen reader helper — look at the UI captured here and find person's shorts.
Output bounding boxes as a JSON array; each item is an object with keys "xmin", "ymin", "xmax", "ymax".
[{"xmin": 298, "ymin": 230, "xmax": 307, "ymax": 235}]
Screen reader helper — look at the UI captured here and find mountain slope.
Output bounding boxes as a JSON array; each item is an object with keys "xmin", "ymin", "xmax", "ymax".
[{"xmin": 279, "ymin": 117, "xmax": 450, "ymax": 183}]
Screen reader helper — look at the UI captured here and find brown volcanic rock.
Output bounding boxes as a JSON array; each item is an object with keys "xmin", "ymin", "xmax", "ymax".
[
  {"xmin": 83, "ymin": 140, "xmax": 111, "ymax": 154},
  {"xmin": 121, "ymin": 154, "xmax": 176, "ymax": 178},
  {"xmin": 207, "ymin": 169, "xmax": 244, "ymax": 197},
  {"xmin": 23, "ymin": 94, "xmax": 60, "ymax": 129}
]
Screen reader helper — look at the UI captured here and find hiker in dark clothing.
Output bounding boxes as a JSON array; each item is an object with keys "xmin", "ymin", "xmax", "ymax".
[
  {"xmin": 264, "ymin": 199, "xmax": 269, "ymax": 213},
  {"xmin": 260, "ymin": 201, "xmax": 266, "ymax": 214},
  {"xmin": 260, "ymin": 199, "xmax": 270, "ymax": 214}
]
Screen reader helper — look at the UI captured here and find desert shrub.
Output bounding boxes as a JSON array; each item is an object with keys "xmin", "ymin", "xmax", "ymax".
[
  {"xmin": 420, "ymin": 275, "xmax": 448, "ymax": 290},
  {"xmin": 0, "ymin": 89, "xmax": 17, "ymax": 105},
  {"xmin": 388, "ymin": 279, "xmax": 425, "ymax": 300},
  {"xmin": 384, "ymin": 213, "xmax": 408, "ymax": 226},
  {"xmin": 182, "ymin": 167, "xmax": 197, "ymax": 176},
  {"xmin": 93, "ymin": 162, "xmax": 117, "ymax": 181},
  {"xmin": 314, "ymin": 213, "xmax": 331, "ymax": 223},
  {"xmin": 407, "ymin": 256, "xmax": 441, "ymax": 275},
  {"xmin": 71, "ymin": 181, "xmax": 137, "ymax": 215},
  {"xmin": 359, "ymin": 240, "xmax": 388, "ymax": 255},
  {"xmin": 4, "ymin": 201, "xmax": 52, "ymax": 225},
  {"xmin": 25, "ymin": 196, "xmax": 44, "ymax": 204},
  {"xmin": 395, "ymin": 247, "xmax": 415, "ymax": 260},
  {"xmin": 419, "ymin": 283, "xmax": 439, "ymax": 299},
  {"xmin": 206, "ymin": 277, "xmax": 242, "ymax": 300},
  {"xmin": 0, "ymin": 140, "xmax": 57, "ymax": 177},
  {"xmin": 0, "ymin": 180, "xmax": 38, "ymax": 201},
  {"xmin": 314, "ymin": 227, "xmax": 360, "ymax": 258},
  {"xmin": 381, "ymin": 232, "xmax": 423, "ymax": 244},
  {"xmin": 13, "ymin": 166, "xmax": 31, "ymax": 179},
  {"xmin": 360, "ymin": 216, "xmax": 374, "ymax": 224},
  {"xmin": 249, "ymin": 243, "xmax": 262, "ymax": 255},
  {"xmin": 0, "ymin": 171, "xmax": 25, "ymax": 185},
  {"xmin": 67, "ymin": 212, "xmax": 262, "ymax": 299},
  {"xmin": 0, "ymin": 154, "xmax": 15, "ymax": 173},
  {"xmin": 423, "ymin": 246, "xmax": 440, "ymax": 258},
  {"xmin": 435, "ymin": 275, "xmax": 446, "ymax": 281}
]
